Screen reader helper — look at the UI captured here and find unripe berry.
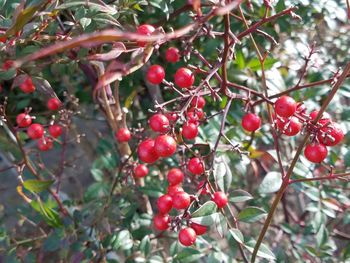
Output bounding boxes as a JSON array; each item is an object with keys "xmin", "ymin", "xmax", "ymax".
[
  {"xmin": 167, "ymin": 185, "xmax": 184, "ymax": 197},
  {"xmin": 167, "ymin": 168, "xmax": 184, "ymax": 186},
  {"xmin": 27, "ymin": 123, "xmax": 44, "ymax": 139},
  {"xmin": 157, "ymin": 194, "xmax": 173, "ymax": 214},
  {"xmin": 188, "ymin": 157, "xmax": 204, "ymax": 175},
  {"xmin": 137, "ymin": 138, "xmax": 159, "ymax": 163},
  {"xmin": 212, "ymin": 191, "xmax": 228, "ymax": 208},
  {"xmin": 182, "ymin": 122, "xmax": 198, "ymax": 140},
  {"xmin": 19, "ymin": 77, "xmax": 35, "ymax": 93},
  {"xmin": 146, "ymin": 65, "xmax": 165, "ymax": 85},
  {"xmin": 276, "ymin": 116, "xmax": 302, "ymax": 136},
  {"xmin": 274, "ymin": 96, "xmax": 297, "ymax": 118},
  {"xmin": 165, "ymin": 47, "xmax": 180, "ymax": 63},
  {"xmin": 115, "ymin": 128, "xmax": 131, "ymax": 142},
  {"xmin": 134, "ymin": 164, "xmax": 149, "ymax": 178},
  {"xmin": 37, "ymin": 137, "xmax": 53, "ymax": 151},
  {"xmin": 304, "ymin": 143, "xmax": 328, "ymax": 163},
  {"xmin": 317, "ymin": 122, "xmax": 344, "ymax": 146},
  {"xmin": 16, "ymin": 113, "xmax": 32, "ymax": 127},
  {"xmin": 154, "ymin": 135, "xmax": 177, "ymax": 157},
  {"xmin": 190, "ymin": 222, "xmax": 207, "ymax": 235},
  {"xmin": 191, "ymin": 96, "xmax": 206, "ymax": 108},
  {"xmin": 149, "ymin": 113, "xmax": 169, "ymax": 133},
  {"xmin": 172, "ymin": 191, "xmax": 190, "ymax": 210},
  {"xmin": 136, "ymin": 24, "xmax": 155, "ymax": 47},
  {"xmin": 241, "ymin": 113, "xmax": 261, "ymax": 132},
  {"xmin": 48, "ymin": 124, "xmax": 63, "ymax": 138},
  {"xmin": 153, "ymin": 214, "xmax": 169, "ymax": 231},
  {"xmin": 174, "ymin": 68, "xmax": 194, "ymax": 88},
  {"xmin": 47, "ymin": 97, "xmax": 62, "ymax": 111},
  {"xmin": 178, "ymin": 227, "xmax": 196, "ymax": 246}
]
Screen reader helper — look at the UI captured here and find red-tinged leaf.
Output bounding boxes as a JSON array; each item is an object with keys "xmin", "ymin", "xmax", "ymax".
[
  {"xmin": 88, "ymin": 42, "xmax": 126, "ymax": 61},
  {"xmin": 14, "ymin": 24, "xmax": 196, "ymax": 67},
  {"xmin": 6, "ymin": 1, "xmax": 47, "ymax": 36},
  {"xmin": 94, "ymin": 46, "xmax": 154, "ymax": 90}
]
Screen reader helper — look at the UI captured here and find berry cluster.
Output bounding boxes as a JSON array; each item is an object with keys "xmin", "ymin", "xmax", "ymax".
[
  {"xmin": 241, "ymin": 95, "xmax": 344, "ymax": 163},
  {"xmin": 274, "ymin": 96, "xmax": 344, "ymax": 163},
  {"xmin": 13, "ymin": 77, "xmax": 64, "ymax": 151},
  {"xmin": 114, "ymin": 24, "xmax": 346, "ymax": 246}
]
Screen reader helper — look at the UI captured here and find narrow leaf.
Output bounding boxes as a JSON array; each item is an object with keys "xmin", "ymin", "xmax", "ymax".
[{"xmin": 23, "ymin": 179, "xmax": 54, "ymax": 193}]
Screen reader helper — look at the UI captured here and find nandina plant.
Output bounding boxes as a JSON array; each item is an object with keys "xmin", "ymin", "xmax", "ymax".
[{"xmin": 0, "ymin": 1, "xmax": 350, "ymax": 262}]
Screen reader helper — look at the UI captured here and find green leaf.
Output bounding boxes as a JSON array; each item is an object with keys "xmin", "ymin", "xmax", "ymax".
[
  {"xmin": 230, "ymin": 189, "xmax": 253, "ymax": 203},
  {"xmin": 23, "ymin": 179, "xmax": 54, "ymax": 193},
  {"xmin": 213, "ymin": 156, "xmax": 232, "ymax": 192},
  {"xmin": 235, "ymin": 50, "xmax": 245, "ymax": 69},
  {"xmin": 229, "ymin": 229, "xmax": 244, "ymax": 244},
  {"xmin": 192, "ymin": 201, "xmax": 217, "ymax": 217},
  {"xmin": 238, "ymin": 207, "xmax": 267, "ymax": 223},
  {"xmin": 175, "ymin": 248, "xmax": 205, "ymax": 262},
  {"xmin": 191, "ymin": 212, "xmax": 220, "ymax": 226},
  {"xmin": 113, "ymin": 230, "xmax": 133, "ymax": 250},
  {"xmin": 244, "ymin": 240, "xmax": 276, "ymax": 260},
  {"xmin": 0, "ymin": 68, "xmax": 16, "ymax": 80},
  {"xmin": 30, "ymin": 199, "xmax": 62, "ymax": 227},
  {"xmin": 259, "ymin": 172, "xmax": 283, "ymax": 194},
  {"xmin": 80, "ymin": 17, "xmax": 92, "ymax": 29},
  {"xmin": 139, "ymin": 235, "xmax": 151, "ymax": 256},
  {"xmin": 247, "ymin": 58, "xmax": 278, "ymax": 71},
  {"xmin": 215, "ymin": 213, "xmax": 227, "ymax": 237}
]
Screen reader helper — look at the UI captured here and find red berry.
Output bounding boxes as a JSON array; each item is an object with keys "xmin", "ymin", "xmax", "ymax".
[
  {"xmin": 149, "ymin": 113, "xmax": 169, "ymax": 133},
  {"xmin": 317, "ymin": 123, "xmax": 344, "ymax": 146},
  {"xmin": 178, "ymin": 227, "xmax": 196, "ymax": 246},
  {"xmin": 19, "ymin": 77, "xmax": 35, "ymax": 93},
  {"xmin": 146, "ymin": 65, "xmax": 165, "ymax": 85},
  {"xmin": 190, "ymin": 222, "xmax": 207, "ymax": 235},
  {"xmin": 187, "ymin": 108, "xmax": 204, "ymax": 123},
  {"xmin": 212, "ymin": 191, "xmax": 228, "ymax": 208},
  {"xmin": 137, "ymin": 138, "xmax": 159, "ymax": 163},
  {"xmin": 47, "ymin": 98, "xmax": 62, "ymax": 111},
  {"xmin": 134, "ymin": 164, "xmax": 149, "ymax": 178},
  {"xmin": 276, "ymin": 116, "xmax": 302, "ymax": 136},
  {"xmin": 167, "ymin": 168, "xmax": 184, "ymax": 186},
  {"xmin": 153, "ymin": 214, "xmax": 169, "ymax": 231},
  {"xmin": 157, "ymin": 194, "xmax": 173, "ymax": 214},
  {"xmin": 165, "ymin": 112, "xmax": 178, "ymax": 123},
  {"xmin": 2, "ymin": 60, "xmax": 14, "ymax": 71},
  {"xmin": 172, "ymin": 191, "xmax": 191, "ymax": 210},
  {"xmin": 274, "ymin": 96, "xmax": 297, "ymax": 118},
  {"xmin": 174, "ymin": 68, "xmax": 194, "ymax": 88},
  {"xmin": 304, "ymin": 143, "xmax": 328, "ymax": 163},
  {"xmin": 167, "ymin": 185, "xmax": 184, "ymax": 197},
  {"xmin": 309, "ymin": 110, "xmax": 331, "ymax": 125},
  {"xmin": 48, "ymin": 124, "xmax": 63, "ymax": 138},
  {"xmin": 115, "ymin": 128, "xmax": 131, "ymax": 142},
  {"xmin": 197, "ymin": 180, "xmax": 210, "ymax": 195},
  {"xmin": 16, "ymin": 113, "xmax": 32, "ymax": 127},
  {"xmin": 188, "ymin": 157, "xmax": 204, "ymax": 175},
  {"xmin": 182, "ymin": 122, "xmax": 198, "ymax": 140},
  {"xmin": 37, "ymin": 137, "xmax": 53, "ymax": 151},
  {"xmin": 165, "ymin": 47, "xmax": 180, "ymax": 63},
  {"xmin": 27, "ymin": 123, "xmax": 44, "ymax": 139},
  {"xmin": 136, "ymin": 24, "xmax": 155, "ymax": 47},
  {"xmin": 0, "ymin": 36, "xmax": 6, "ymax": 43},
  {"xmin": 241, "ymin": 113, "xmax": 261, "ymax": 132},
  {"xmin": 191, "ymin": 96, "xmax": 206, "ymax": 108},
  {"xmin": 154, "ymin": 135, "xmax": 177, "ymax": 157}
]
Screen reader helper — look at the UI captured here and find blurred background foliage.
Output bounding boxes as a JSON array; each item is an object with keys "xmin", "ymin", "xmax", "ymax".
[{"xmin": 0, "ymin": 0, "xmax": 350, "ymax": 262}]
